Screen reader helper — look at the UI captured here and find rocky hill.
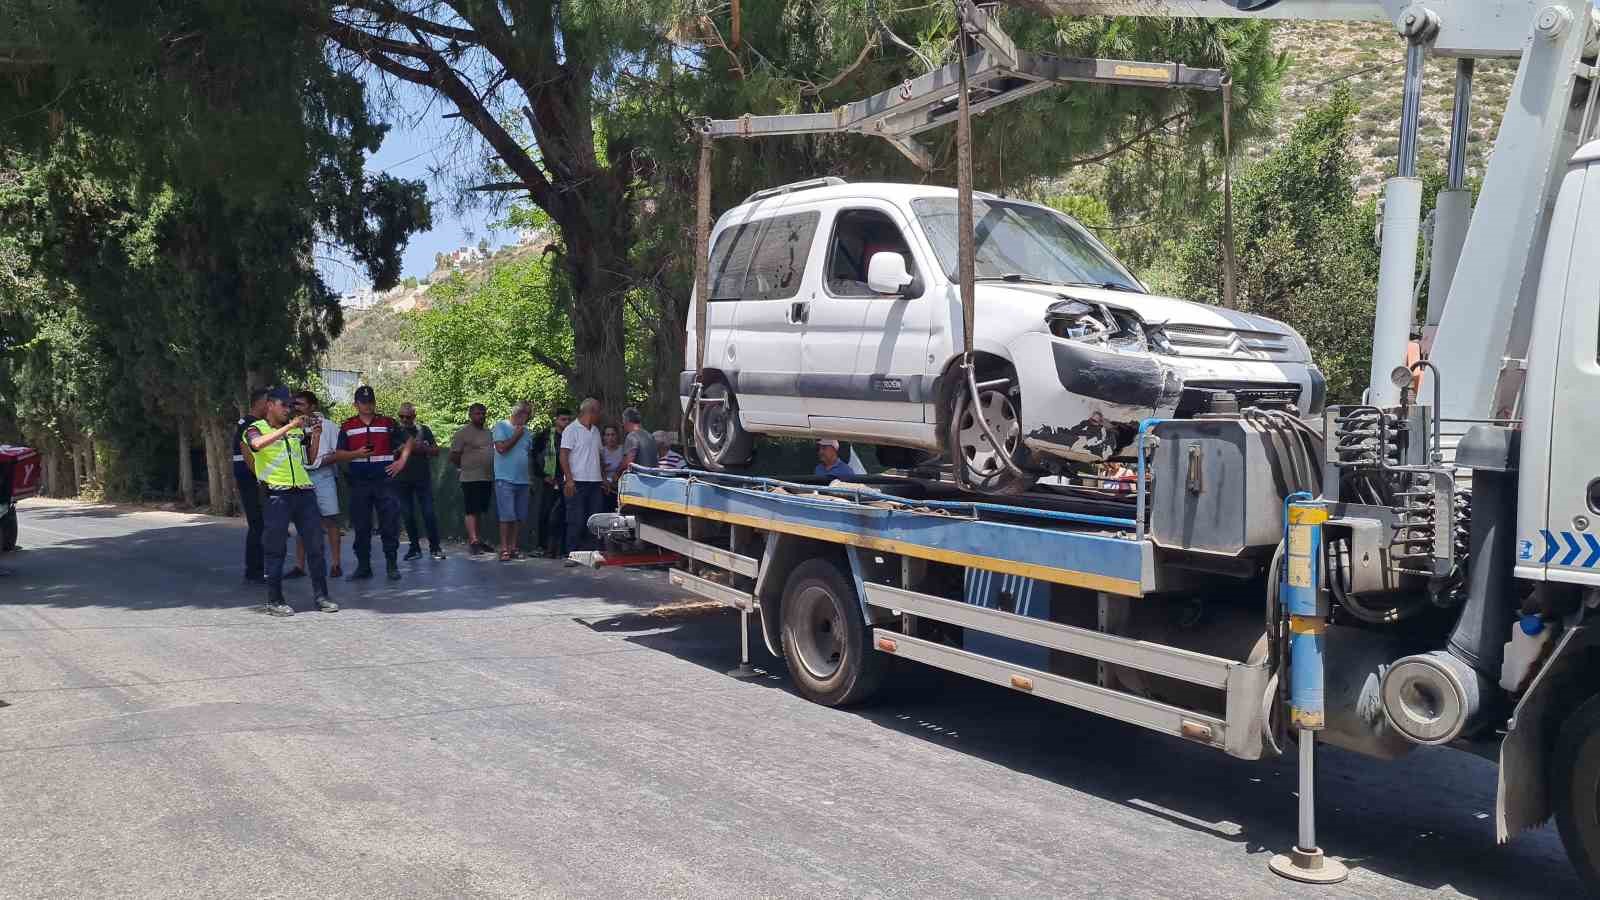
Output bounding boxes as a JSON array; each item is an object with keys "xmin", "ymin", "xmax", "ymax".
[
  {"xmin": 323, "ymin": 233, "xmax": 553, "ymax": 379},
  {"xmin": 1268, "ymin": 21, "xmax": 1516, "ymax": 193}
]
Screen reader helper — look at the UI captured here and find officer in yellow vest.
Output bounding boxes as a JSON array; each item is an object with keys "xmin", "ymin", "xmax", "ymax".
[{"xmin": 246, "ymin": 387, "xmax": 337, "ymax": 616}]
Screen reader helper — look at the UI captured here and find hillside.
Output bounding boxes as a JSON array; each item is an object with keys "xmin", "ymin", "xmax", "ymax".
[
  {"xmin": 1269, "ymin": 21, "xmax": 1515, "ymax": 193},
  {"xmin": 323, "ymin": 233, "xmax": 553, "ymax": 379}
]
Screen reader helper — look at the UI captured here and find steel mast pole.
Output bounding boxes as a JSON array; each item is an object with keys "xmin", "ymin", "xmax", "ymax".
[{"xmin": 1368, "ymin": 9, "xmax": 1437, "ymax": 407}]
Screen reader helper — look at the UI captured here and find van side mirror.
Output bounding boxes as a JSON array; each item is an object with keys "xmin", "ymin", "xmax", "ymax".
[{"xmin": 867, "ymin": 251, "xmax": 914, "ymax": 296}]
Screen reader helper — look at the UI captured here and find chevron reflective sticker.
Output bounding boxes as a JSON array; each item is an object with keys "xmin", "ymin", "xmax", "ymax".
[
  {"xmin": 1520, "ymin": 530, "xmax": 1600, "ymax": 568},
  {"xmin": 1563, "ymin": 532, "xmax": 1584, "ymax": 566}
]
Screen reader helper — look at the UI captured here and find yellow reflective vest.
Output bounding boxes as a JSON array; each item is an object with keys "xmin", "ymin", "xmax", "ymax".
[{"xmin": 249, "ymin": 419, "xmax": 313, "ymax": 489}]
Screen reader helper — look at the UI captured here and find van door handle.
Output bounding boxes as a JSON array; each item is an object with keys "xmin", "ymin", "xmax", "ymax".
[{"xmin": 789, "ymin": 301, "xmax": 809, "ymax": 325}]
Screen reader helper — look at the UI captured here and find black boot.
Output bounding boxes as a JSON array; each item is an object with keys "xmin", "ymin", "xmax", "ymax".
[
  {"xmin": 349, "ymin": 562, "xmax": 374, "ymax": 580},
  {"xmin": 386, "ymin": 557, "xmax": 401, "ymax": 581}
]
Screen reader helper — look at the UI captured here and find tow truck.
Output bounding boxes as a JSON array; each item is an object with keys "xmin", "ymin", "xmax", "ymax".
[{"xmin": 597, "ymin": 0, "xmax": 1600, "ymax": 887}]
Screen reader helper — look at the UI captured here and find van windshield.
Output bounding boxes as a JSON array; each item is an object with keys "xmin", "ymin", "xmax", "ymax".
[{"xmin": 910, "ymin": 198, "xmax": 1143, "ymax": 292}]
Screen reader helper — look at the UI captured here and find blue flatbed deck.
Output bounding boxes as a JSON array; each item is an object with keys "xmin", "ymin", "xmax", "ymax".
[{"xmin": 619, "ymin": 469, "xmax": 1151, "ymax": 597}]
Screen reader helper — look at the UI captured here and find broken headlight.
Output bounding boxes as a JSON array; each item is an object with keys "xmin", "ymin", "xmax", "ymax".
[{"xmin": 1046, "ymin": 299, "xmax": 1152, "ymax": 354}]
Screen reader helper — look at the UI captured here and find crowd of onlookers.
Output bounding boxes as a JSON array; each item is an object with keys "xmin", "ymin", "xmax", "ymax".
[
  {"xmin": 239, "ymin": 383, "xmax": 858, "ymax": 617},
  {"xmin": 447, "ymin": 397, "xmax": 683, "ymax": 562},
  {"xmin": 238, "ymin": 387, "xmax": 687, "ymax": 598}
]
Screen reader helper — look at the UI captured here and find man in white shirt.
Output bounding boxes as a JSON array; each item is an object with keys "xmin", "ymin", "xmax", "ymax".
[
  {"xmin": 559, "ymin": 397, "xmax": 605, "ymax": 553},
  {"xmin": 287, "ymin": 390, "xmax": 346, "ymax": 578}
]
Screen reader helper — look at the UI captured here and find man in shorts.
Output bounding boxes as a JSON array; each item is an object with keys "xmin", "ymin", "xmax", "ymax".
[
  {"xmin": 286, "ymin": 390, "xmax": 345, "ymax": 578},
  {"xmin": 449, "ymin": 402, "xmax": 495, "ymax": 555},
  {"xmin": 491, "ymin": 401, "xmax": 535, "ymax": 560}
]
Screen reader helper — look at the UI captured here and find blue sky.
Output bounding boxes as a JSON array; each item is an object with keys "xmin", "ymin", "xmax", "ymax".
[{"xmin": 319, "ymin": 85, "xmax": 508, "ymax": 295}]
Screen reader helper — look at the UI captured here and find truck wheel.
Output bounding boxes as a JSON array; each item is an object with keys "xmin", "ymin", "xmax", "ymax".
[
  {"xmin": 0, "ymin": 506, "xmax": 16, "ymax": 553},
  {"xmin": 693, "ymin": 382, "xmax": 754, "ymax": 470},
  {"xmin": 1554, "ymin": 693, "xmax": 1600, "ymax": 890},
  {"xmin": 779, "ymin": 557, "xmax": 886, "ymax": 707}
]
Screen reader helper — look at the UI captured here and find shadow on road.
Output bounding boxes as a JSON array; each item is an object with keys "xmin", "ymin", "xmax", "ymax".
[
  {"xmin": 582, "ymin": 605, "xmax": 1580, "ymax": 899},
  {"xmin": 7, "ymin": 510, "xmax": 653, "ymax": 618}
]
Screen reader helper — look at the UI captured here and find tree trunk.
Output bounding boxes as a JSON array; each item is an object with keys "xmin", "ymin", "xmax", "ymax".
[
  {"xmin": 646, "ymin": 297, "xmax": 688, "ymax": 429},
  {"xmin": 41, "ymin": 444, "xmax": 63, "ymax": 497},
  {"xmin": 203, "ymin": 419, "xmax": 233, "ymax": 516},
  {"xmin": 564, "ymin": 241, "xmax": 630, "ymax": 416},
  {"xmin": 177, "ymin": 418, "xmax": 195, "ymax": 507}
]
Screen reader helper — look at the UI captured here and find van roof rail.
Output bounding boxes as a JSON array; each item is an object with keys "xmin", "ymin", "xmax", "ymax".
[{"xmin": 743, "ymin": 176, "xmax": 846, "ymax": 204}]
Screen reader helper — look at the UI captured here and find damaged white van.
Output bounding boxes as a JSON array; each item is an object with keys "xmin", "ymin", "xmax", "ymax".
[{"xmin": 683, "ymin": 177, "xmax": 1325, "ymax": 493}]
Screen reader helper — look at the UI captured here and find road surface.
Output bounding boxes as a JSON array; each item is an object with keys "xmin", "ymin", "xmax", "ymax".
[{"xmin": 0, "ymin": 498, "xmax": 1582, "ymax": 898}]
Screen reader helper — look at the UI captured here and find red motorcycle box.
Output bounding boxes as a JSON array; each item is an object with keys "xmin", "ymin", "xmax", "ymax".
[{"xmin": 1, "ymin": 445, "xmax": 42, "ymax": 500}]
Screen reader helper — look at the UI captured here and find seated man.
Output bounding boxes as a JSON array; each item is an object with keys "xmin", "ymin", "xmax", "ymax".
[{"xmin": 814, "ymin": 439, "xmax": 854, "ymax": 480}]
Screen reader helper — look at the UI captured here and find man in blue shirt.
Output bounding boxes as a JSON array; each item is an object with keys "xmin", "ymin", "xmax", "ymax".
[
  {"xmin": 491, "ymin": 401, "xmax": 535, "ymax": 560},
  {"xmin": 814, "ymin": 439, "xmax": 855, "ymax": 480}
]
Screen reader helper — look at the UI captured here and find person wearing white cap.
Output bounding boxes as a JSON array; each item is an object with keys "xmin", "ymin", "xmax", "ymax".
[{"xmin": 814, "ymin": 439, "xmax": 854, "ymax": 480}]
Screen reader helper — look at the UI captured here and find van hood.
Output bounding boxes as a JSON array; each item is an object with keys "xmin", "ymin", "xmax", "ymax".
[{"xmin": 983, "ymin": 282, "xmax": 1296, "ymax": 335}]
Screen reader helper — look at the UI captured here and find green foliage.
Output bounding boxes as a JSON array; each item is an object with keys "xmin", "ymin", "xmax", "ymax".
[
  {"xmin": 1166, "ymin": 88, "xmax": 1379, "ymax": 403},
  {"xmin": 403, "ymin": 257, "xmax": 574, "ymax": 431},
  {"xmin": 1, "ymin": 1, "xmax": 429, "ymax": 500}
]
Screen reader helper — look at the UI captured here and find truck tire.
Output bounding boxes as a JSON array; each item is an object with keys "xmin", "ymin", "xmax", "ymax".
[
  {"xmin": 779, "ymin": 557, "xmax": 886, "ymax": 707},
  {"xmin": 0, "ymin": 506, "xmax": 16, "ymax": 553},
  {"xmin": 1554, "ymin": 693, "xmax": 1600, "ymax": 891}
]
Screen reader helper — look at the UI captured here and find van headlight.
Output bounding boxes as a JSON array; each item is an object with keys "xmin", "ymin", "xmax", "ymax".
[{"xmin": 1046, "ymin": 299, "xmax": 1167, "ymax": 355}]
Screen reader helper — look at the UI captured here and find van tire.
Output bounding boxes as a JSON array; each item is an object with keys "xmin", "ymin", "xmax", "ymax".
[
  {"xmin": 692, "ymin": 382, "xmax": 754, "ymax": 469},
  {"xmin": 779, "ymin": 558, "xmax": 886, "ymax": 707},
  {"xmin": 947, "ymin": 366, "xmax": 1034, "ymax": 495}
]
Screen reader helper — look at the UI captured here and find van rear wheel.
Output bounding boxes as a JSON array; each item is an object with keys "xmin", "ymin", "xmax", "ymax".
[{"xmin": 692, "ymin": 382, "xmax": 754, "ymax": 470}]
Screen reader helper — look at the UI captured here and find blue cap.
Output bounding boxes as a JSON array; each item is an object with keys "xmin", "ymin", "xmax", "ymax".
[
  {"xmin": 1519, "ymin": 614, "xmax": 1545, "ymax": 636},
  {"xmin": 354, "ymin": 385, "xmax": 375, "ymax": 404},
  {"xmin": 266, "ymin": 387, "xmax": 292, "ymax": 403}
]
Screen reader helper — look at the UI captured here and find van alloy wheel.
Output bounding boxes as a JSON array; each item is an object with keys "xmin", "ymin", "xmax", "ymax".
[{"xmin": 959, "ymin": 388, "xmax": 1021, "ymax": 479}]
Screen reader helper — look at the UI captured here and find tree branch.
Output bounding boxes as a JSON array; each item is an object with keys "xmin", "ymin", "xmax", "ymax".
[
  {"xmin": 528, "ymin": 347, "xmax": 574, "ymax": 378},
  {"xmin": 803, "ymin": 34, "xmax": 878, "ymax": 96},
  {"xmin": 1067, "ymin": 111, "xmax": 1191, "ymax": 168},
  {"xmin": 343, "ymin": 0, "xmax": 480, "ymax": 44}
]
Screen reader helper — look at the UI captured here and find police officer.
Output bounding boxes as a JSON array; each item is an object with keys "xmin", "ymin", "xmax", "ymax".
[
  {"xmin": 234, "ymin": 387, "xmax": 269, "ymax": 583},
  {"xmin": 337, "ymin": 385, "xmax": 414, "ymax": 580},
  {"xmin": 245, "ymin": 387, "xmax": 336, "ymax": 616}
]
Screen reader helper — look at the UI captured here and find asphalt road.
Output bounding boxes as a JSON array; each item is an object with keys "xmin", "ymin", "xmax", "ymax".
[{"xmin": 0, "ymin": 498, "xmax": 1584, "ymax": 898}]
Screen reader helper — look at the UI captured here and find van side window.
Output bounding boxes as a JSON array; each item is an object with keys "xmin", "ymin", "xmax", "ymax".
[
  {"xmin": 825, "ymin": 209, "xmax": 916, "ymax": 298},
  {"xmin": 707, "ymin": 211, "xmax": 820, "ymax": 302}
]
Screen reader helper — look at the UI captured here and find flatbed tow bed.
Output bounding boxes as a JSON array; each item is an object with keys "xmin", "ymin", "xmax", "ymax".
[{"xmin": 615, "ymin": 466, "xmax": 1271, "ymax": 760}]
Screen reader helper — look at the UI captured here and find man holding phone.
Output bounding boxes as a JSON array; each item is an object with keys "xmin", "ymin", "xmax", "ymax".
[
  {"xmin": 283, "ymin": 390, "xmax": 346, "ymax": 578},
  {"xmin": 245, "ymin": 387, "xmax": 334, "ymax": 616}
]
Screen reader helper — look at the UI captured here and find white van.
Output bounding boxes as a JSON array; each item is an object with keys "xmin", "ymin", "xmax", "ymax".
[{"xmin": 683, "ymin": 178, "xmax": 1324, "ymax": 492}]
